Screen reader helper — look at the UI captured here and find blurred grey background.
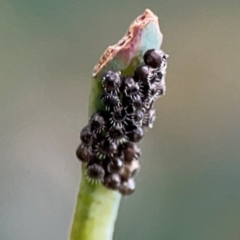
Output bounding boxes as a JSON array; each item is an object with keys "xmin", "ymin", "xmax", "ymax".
[{"xmin": 1, "ymin": 0, "xmax": 240, "ymax": 240}]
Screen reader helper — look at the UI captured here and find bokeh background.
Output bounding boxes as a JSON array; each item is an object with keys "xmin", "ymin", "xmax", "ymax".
[{"xmin": 1, "ymin": 0, "xmax": 240, "ymax": 239}]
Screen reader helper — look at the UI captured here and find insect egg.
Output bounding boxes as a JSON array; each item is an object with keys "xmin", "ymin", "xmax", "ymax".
[
  {"xmin": 80, "ymin": 125, "xmax": 93, "ymax": 145},
  {"xmin": 126, "ymin": 126, "xmax": 144, "ymax": 142},
  {"xmin": 126, "ymin": 159, "xmax": 140, "ymax": 177},
  {"xmin": 119, "ymin": 159, "xmax": 140, "ymax": 180},
  {"xmin": 120, "ymin": 141, "xmax": 141, "ymax": 162},
  {"xmin": 101, "ymin": 91, "xmax": 121, "ymax": 111},
  {"xmin": 94, "ymin": 139, "xmax": 117, "ymax": 159},
  {"xmin": 104, "ymin": 173, "xmax": 121, "ymax": 190},
  {"xmin": 134, "ymin": 65, "xmax": 151, "ymax": 83},
  {"xmin": 150, "ymin": 69, "xmax": 163, "ymax": 84},
  {"xmin": 110, "ymin": 108, "xmax": 129, "ymax": 129},
  {"xmin": 123, "ymin": 77, "xmax": 140, "ymax": 100},
  {"xmin": 143, "ymin": 49, "xmax": 163, "ymax": 68},
  {"xmin": 102, "ymin": 70, "xmax": 121, "ymax": 92},
  {"xmin": 132, "ymin": 109, "xmax": 144, "ymax": 126},
  {"xmin": 119, "ymin": 165, "xmax": 132, "ymax": 180},
  {"xmin": 148, "ymin": 82, "xmax": 164, "ymax": 100},
  {"xmin": 90, "ymin": 112, "xmax": 105, "ymax": 133},
  {"xmin": 119, "ymin": 178, "xmax": 136, "ymax": 196},
  {"xmin": 107, "ymin": 127, "xmax": 126, "ymax": 144},
  {"xmin": 107, "ymin": 156, "xmax": 123, "ymax": 173},
  {"xmin": 76, "ymin": 143, "xmax": 92, "ymax": 163},
  {"xmin": 86, "ymin": 163, "xmax": 105, "ymax": 182}
]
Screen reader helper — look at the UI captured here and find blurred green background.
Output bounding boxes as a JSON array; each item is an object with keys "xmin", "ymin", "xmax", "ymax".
[{"xmin": 1, "ymin": 0, "xmax": 240, "ymax": 239}]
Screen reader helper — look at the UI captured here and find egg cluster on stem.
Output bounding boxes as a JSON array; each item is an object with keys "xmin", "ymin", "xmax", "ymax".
[{"xmin": 76, "ymin": 49, "xmax": 168, "ymax": 195}]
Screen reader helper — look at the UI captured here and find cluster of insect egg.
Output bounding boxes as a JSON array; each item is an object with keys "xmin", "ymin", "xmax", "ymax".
[{"xmin": 76, "ymin": 49, "xmax": 168, "ymax": 195}]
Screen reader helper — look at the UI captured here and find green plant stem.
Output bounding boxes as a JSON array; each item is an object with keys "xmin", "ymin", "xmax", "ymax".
[
  {"xmin": 69, "ymin": 165, "xmax": 121, "ymax": 240},
  {"xmin": 69, "ymin": 9, "xmax": 163, "ymax": 240}
]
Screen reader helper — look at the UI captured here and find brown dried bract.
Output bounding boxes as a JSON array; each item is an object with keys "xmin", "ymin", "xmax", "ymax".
[{"xmin": 92, "ymin": 9, "xmax": 162, "ymax": 77}]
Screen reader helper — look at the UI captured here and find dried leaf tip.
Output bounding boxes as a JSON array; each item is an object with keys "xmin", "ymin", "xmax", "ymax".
[{"xmin": 92, "ymin": 9, "xmax": 163, "ymax": 77}]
